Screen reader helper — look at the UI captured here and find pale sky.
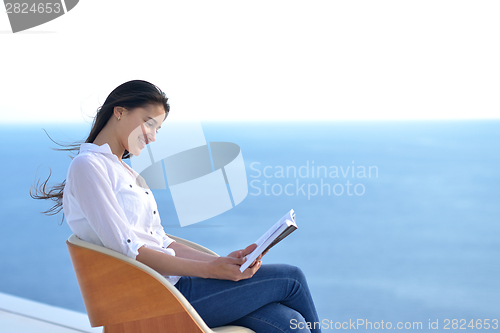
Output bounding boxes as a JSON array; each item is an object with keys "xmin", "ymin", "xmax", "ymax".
[{"xmin": 1, "ymin": 1, "xmax": 499, "ymax": 123}]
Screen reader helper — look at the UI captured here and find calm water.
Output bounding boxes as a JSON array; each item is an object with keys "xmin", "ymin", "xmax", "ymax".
[{"xmin": 0, "ymin": 120, "xmax": 499, "ymax": 332}]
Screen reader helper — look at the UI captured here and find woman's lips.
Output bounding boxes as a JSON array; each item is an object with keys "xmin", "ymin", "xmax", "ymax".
[{"xmin": 138, "ymin": 136, "xmax": 146, "ymax": 149}]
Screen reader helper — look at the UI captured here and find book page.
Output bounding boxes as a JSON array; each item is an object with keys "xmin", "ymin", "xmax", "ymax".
[{"xmin": 240, "ymin": 209, "xmax": 296, "ymax": 272}]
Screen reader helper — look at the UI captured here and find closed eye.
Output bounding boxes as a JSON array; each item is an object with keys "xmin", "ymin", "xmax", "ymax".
[{"xmin": 145, "ymin": 117, "xmax": 161, "ymax": 133}]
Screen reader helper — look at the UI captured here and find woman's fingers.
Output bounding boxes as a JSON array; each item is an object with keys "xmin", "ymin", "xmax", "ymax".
[
  {"xmin": 245, "ymin": 248, "xmax": 267, "ymax": 269},
  {"xmin": 226, "ymin": 249, "xmax": 244, "ymax": 259},
  {"xmin": 248, "ymin": 259, "xmax": 260, "ymax": 269},
  {"xmin": 208, "ymin": 255, "xmax": 263, "ymax": 281},
  {"xmin": 224, "ymin": 256, "xmax": 246, "ymax": 266},
  {"xmin": 243, "ymin": 260, "xmax": 262, "ymax": 278},
  {"xmin": 208, "ymin": 257, "xmax": 244, "ymax": 280},
  {"xmin": 227, "ymin": 244, "xmax": 256, "ymax": 259},
  {"xmin": 241, "ymin": 243, "xmax": 257, "ymax": 257}
]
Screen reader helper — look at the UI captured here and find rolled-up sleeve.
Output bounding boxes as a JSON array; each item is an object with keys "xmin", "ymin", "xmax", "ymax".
[
  {"xmin": 66, "ymin": 155, "xmax": 145, "ymax": 259},
  {"xmin": 162, "ymin": 232, "xmax": 175, "ymax": 249}
]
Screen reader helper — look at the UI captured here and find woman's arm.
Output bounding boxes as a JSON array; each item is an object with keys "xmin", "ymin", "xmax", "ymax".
[
  {"xmin": 168, "ymin": 242, "xmax": 262, "ymax": 263},
  {"xmin": 136, "ymin": 244, "xmax": 262, "ymax": 281},
  {"xmin": 167, "ymin": 242, "xmax": 218, "ymax": 262}
]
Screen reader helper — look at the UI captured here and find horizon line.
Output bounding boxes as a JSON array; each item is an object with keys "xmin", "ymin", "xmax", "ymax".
[{"xmin": 2, "ymin": 117, "xmax": 500, "ymax": 125}]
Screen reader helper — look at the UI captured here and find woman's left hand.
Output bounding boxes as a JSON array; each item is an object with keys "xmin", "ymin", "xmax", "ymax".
[{"xmin": 227, "ymin": 243, "xmax": 267, "ymax": 269}]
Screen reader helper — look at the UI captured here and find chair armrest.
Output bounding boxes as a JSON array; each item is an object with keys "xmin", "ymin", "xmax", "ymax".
[{"xmin": 167, "ymin": 234, "xmax": 219, "ymax": 257}]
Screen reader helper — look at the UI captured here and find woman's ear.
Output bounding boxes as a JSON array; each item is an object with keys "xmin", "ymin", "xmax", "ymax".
[{"xmin": 113, "ymin": 106, "xmax": 125, "ymax": 120}]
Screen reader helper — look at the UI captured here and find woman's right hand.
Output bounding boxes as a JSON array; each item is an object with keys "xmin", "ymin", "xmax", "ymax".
[{"xmin": 205, "ymin": 248, "xmax": 262, "ymax": 281}]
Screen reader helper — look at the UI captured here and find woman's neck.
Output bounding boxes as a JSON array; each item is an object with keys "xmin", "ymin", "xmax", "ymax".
[{"xmin": 93, "ymin": 127, "xmax": 125, "ymax": 161}]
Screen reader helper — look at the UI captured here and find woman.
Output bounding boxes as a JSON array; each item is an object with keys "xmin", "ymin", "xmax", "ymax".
[{"xmin": 33, "ymin": 80, "xmax": 322, "ymax": 333}]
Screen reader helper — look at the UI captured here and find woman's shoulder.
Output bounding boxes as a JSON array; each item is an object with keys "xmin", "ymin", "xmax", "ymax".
[
  {"xmin": 68, "ymin": 150, "xmax": 110, "ymax": 175},
  {"xmin": 72, "ymin": 149, "xmax": 106, "ymax": 165}
]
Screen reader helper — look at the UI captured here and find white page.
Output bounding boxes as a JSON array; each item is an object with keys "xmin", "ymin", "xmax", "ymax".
[{"xmin": 240, "ymin": 209, "xmax": 296, "ymax": 272}]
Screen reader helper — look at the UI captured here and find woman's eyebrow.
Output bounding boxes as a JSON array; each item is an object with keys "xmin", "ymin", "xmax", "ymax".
[{"xmin": 147, "ymin": 117, "xmax": 158, "ymax": 125}]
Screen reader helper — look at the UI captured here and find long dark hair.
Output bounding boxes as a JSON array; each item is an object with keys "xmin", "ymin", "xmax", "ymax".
[{"xmin": 30, "ymin": 80, "xmax": 170, "ymax": 222}]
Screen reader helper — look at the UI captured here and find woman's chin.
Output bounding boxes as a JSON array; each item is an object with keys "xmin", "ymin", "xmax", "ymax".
[{"xmin": 130, "ymin": 147, "xmax": 143, "ymax": 156}]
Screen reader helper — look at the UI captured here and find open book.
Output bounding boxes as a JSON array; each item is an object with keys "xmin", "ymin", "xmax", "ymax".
[{"xmin": 240, "ymin": 209, "xmax": 297, "ymax": 272}]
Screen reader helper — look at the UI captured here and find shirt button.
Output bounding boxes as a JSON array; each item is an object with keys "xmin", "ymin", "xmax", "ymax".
[
  {"xmin": 153, "ymin": 210, "xmax": 156, "ymax": 214},
  {"xmin": 145, "ymin": 191, "xmax": 149, "ymax": 194},
  {"xmin": 129, "ymin": 185, "xmax": 132, "ymax": 188},
  {"xmin": 127, "ymin": 239, "xmax": 131, "ymax": 243},
  {"xmin": 150, "ymin": 231, "xmax": 153, "ymax": 235}
]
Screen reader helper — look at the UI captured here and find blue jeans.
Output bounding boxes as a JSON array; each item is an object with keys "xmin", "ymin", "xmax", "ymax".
[{"xmin": 175, "ymin": 264, "xmax": 322, "ymax": 333}]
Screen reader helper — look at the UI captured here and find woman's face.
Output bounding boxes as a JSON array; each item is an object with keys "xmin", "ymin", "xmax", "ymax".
[{"xmin": 120, "ymin": 103, "xmax": 166, "ymax": 156}]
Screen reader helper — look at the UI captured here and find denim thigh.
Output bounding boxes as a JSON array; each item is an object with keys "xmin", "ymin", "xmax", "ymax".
[{"xmin": 174, "ymin": 263, "xmax": 321, "ymax": 332}]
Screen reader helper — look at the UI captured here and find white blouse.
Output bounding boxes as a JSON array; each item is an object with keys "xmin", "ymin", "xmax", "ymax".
[{"xmin": 62, "ymin": 142, "xmax": 181, "ymax": 285}]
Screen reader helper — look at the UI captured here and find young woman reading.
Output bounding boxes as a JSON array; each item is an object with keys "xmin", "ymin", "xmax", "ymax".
[{"xmin": 32, "ymin": 80, "xmax": 322, "ymax": 333}]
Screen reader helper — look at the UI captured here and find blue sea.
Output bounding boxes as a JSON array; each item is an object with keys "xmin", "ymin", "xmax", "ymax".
[{"xmin": 1, "ymin": 120, "xmax": 499, "ymax": 332}]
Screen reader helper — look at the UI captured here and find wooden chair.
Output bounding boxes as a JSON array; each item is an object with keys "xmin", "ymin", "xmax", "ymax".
[{"xmin": 66, "ymin": 234, "xmax": 255, "ymax": 333}]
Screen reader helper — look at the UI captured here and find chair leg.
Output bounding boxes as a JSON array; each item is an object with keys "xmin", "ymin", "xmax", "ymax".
[{"xmin": 103, "ymin": 312, "xmax": 205, "ymax": 333}]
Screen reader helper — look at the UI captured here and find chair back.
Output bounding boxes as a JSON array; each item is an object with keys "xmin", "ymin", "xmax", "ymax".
[{"xmin": 66, "ymin": 234, "xmax": 206, "ymax": 332}]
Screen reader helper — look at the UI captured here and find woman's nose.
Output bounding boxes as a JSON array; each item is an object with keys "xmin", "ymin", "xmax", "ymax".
[{"xmin": 148, "ymin": 130, "xmax": 157, "ymax": 143}]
